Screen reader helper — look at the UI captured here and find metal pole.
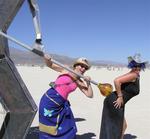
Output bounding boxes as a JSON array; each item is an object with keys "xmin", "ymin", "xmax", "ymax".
[
  {"xmin": 51, "ymin": 59, "xmax": 98, "ymax": 85},
  {"xmin": 0, "ymin": 31, "xmax": 32, "ymax": 51},
  {"xmin": 0, "ymin": 30, "xmax": 99, "ymax": 86},
  {"xmin": 28, "ymin": 0, "xmax": 42, "ymax": 41}
]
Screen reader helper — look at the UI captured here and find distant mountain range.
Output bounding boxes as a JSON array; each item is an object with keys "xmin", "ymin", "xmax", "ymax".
[{"xmin": 9, "ymin": 47, "xmax": 126, "ymax": 67}]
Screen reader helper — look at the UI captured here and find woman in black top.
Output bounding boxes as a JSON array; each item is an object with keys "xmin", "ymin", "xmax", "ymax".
[{"xmin": 99, "ymin": 54, "xmax": 148, "ymax": 139}]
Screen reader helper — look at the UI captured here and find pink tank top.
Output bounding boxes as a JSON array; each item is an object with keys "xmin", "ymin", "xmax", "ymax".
[{"xmin": 54, "ymin": 74, "xmax": 77, "ymax": 100}]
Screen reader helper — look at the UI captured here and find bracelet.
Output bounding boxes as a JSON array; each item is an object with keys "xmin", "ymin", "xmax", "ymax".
[{"xmin": 117, "ymin": 92, "xmax": 123, "ymax": 97}]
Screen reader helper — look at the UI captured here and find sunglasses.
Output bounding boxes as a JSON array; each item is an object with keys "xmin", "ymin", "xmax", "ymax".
[{"xmin": 77, "ymin": 64, "xmax": 88, "ymax": 70}]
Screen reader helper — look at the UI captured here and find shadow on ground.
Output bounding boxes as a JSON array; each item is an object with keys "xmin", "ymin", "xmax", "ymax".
[
  {"xmin": 76, "ymin": 132, "xmax": 96, "ymax": 139},
  {"xmin": 25, "ymin": 127, "xmax": 39, "ymax": 139},
  {"xmin": 26, "ymin": 117, "xmax": 93, "ymax": 139},
  {"xmin": 25, "ymin": 127, "xmax": 96, "ymax": 139},
  {"xmin": 123, "ymin": 134, "xmax": 137, "ymax": 139},
  {"xmin": 75, "ymin": 117, "xmax": 86, "ymax": 122}
]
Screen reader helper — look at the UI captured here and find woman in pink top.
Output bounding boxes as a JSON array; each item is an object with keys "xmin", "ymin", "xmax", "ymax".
[{"xmin": 39, "ymin": 54, "xmax": 93, "ymax": 139}]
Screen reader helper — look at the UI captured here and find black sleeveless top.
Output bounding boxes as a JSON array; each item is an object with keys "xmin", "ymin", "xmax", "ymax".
[
  {"xmin": 121, "ymin": 78, "xmax": 140, "ymax": 95},
  {"xmin": 121, "ymin": 78, "xmax": 140, "ymax": 103}
]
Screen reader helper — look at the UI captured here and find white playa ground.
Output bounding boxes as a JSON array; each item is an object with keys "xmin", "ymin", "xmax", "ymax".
[{"xmin": 1, "ymin": 66, "xmax": 150, "ymax": 139}]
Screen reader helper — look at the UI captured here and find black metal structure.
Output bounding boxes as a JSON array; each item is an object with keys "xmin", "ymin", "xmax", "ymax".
[{"xmin": 0, "ymin": 0, "xmax": 37, "ymax": 138}]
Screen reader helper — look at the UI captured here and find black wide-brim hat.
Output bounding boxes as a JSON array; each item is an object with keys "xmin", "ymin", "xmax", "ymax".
[{"xmin": 128, "ymin": 54, "xmax": 148, "ymax": 69}]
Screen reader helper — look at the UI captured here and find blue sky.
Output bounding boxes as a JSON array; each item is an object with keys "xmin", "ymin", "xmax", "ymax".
[{"xmin": 8, "ymin": 0, "xmax": 150, "ymax": 63}]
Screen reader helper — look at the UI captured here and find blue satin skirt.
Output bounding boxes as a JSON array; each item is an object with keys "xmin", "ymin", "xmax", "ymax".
[{"xmin": 39, "ymin": 88, "xmax": 77, "ymax": 139}]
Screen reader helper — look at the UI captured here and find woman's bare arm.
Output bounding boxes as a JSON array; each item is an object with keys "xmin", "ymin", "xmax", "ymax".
[
  {"xmin": 114, "ymin": 72, "xmax": 138, "ymax": 95},
  {"xmin": 44, "ymin": 54, "xmax": 65, "ymax": 73},
  {"xmin": 113, "ymin": 72, "xmax": 138, "ymax": 108},
  {"xmin": 76, "ymin": 77, "xmax": 93, "ymax": 98}
]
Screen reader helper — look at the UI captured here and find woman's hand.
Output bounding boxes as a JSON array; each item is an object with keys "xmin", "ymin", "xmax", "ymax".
[
  {"xmin": 77, "ymin": 76, "xmax": 93, "ymax": 98},
  {"xmin": 44, "ymin": 54, "xmax": 51, "ymax": 60},
  {"xmin": 44, "ymin": 54, "xmax": 65, "ymax": 73},
  {"xmin": 113, "ymin": 97, "xmax": 124, "ymax": 109},
  {"xmin": 83, "ymin": 76, "xmax": 91, "ymax": 85},
  {"xmin": 44, "ymin": 54, "xmax": 53, "ymax": 67}
]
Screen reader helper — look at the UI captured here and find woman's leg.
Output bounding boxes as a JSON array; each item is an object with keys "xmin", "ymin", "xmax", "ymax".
[{"xmin": 121, "ymin": 118, "xmax": 127, "ymax": 139}]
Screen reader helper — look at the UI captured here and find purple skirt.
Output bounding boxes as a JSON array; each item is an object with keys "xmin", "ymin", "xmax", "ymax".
[{"xmin": 39, "ymin": 88, "xmax": 77, "ymax": 139}]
